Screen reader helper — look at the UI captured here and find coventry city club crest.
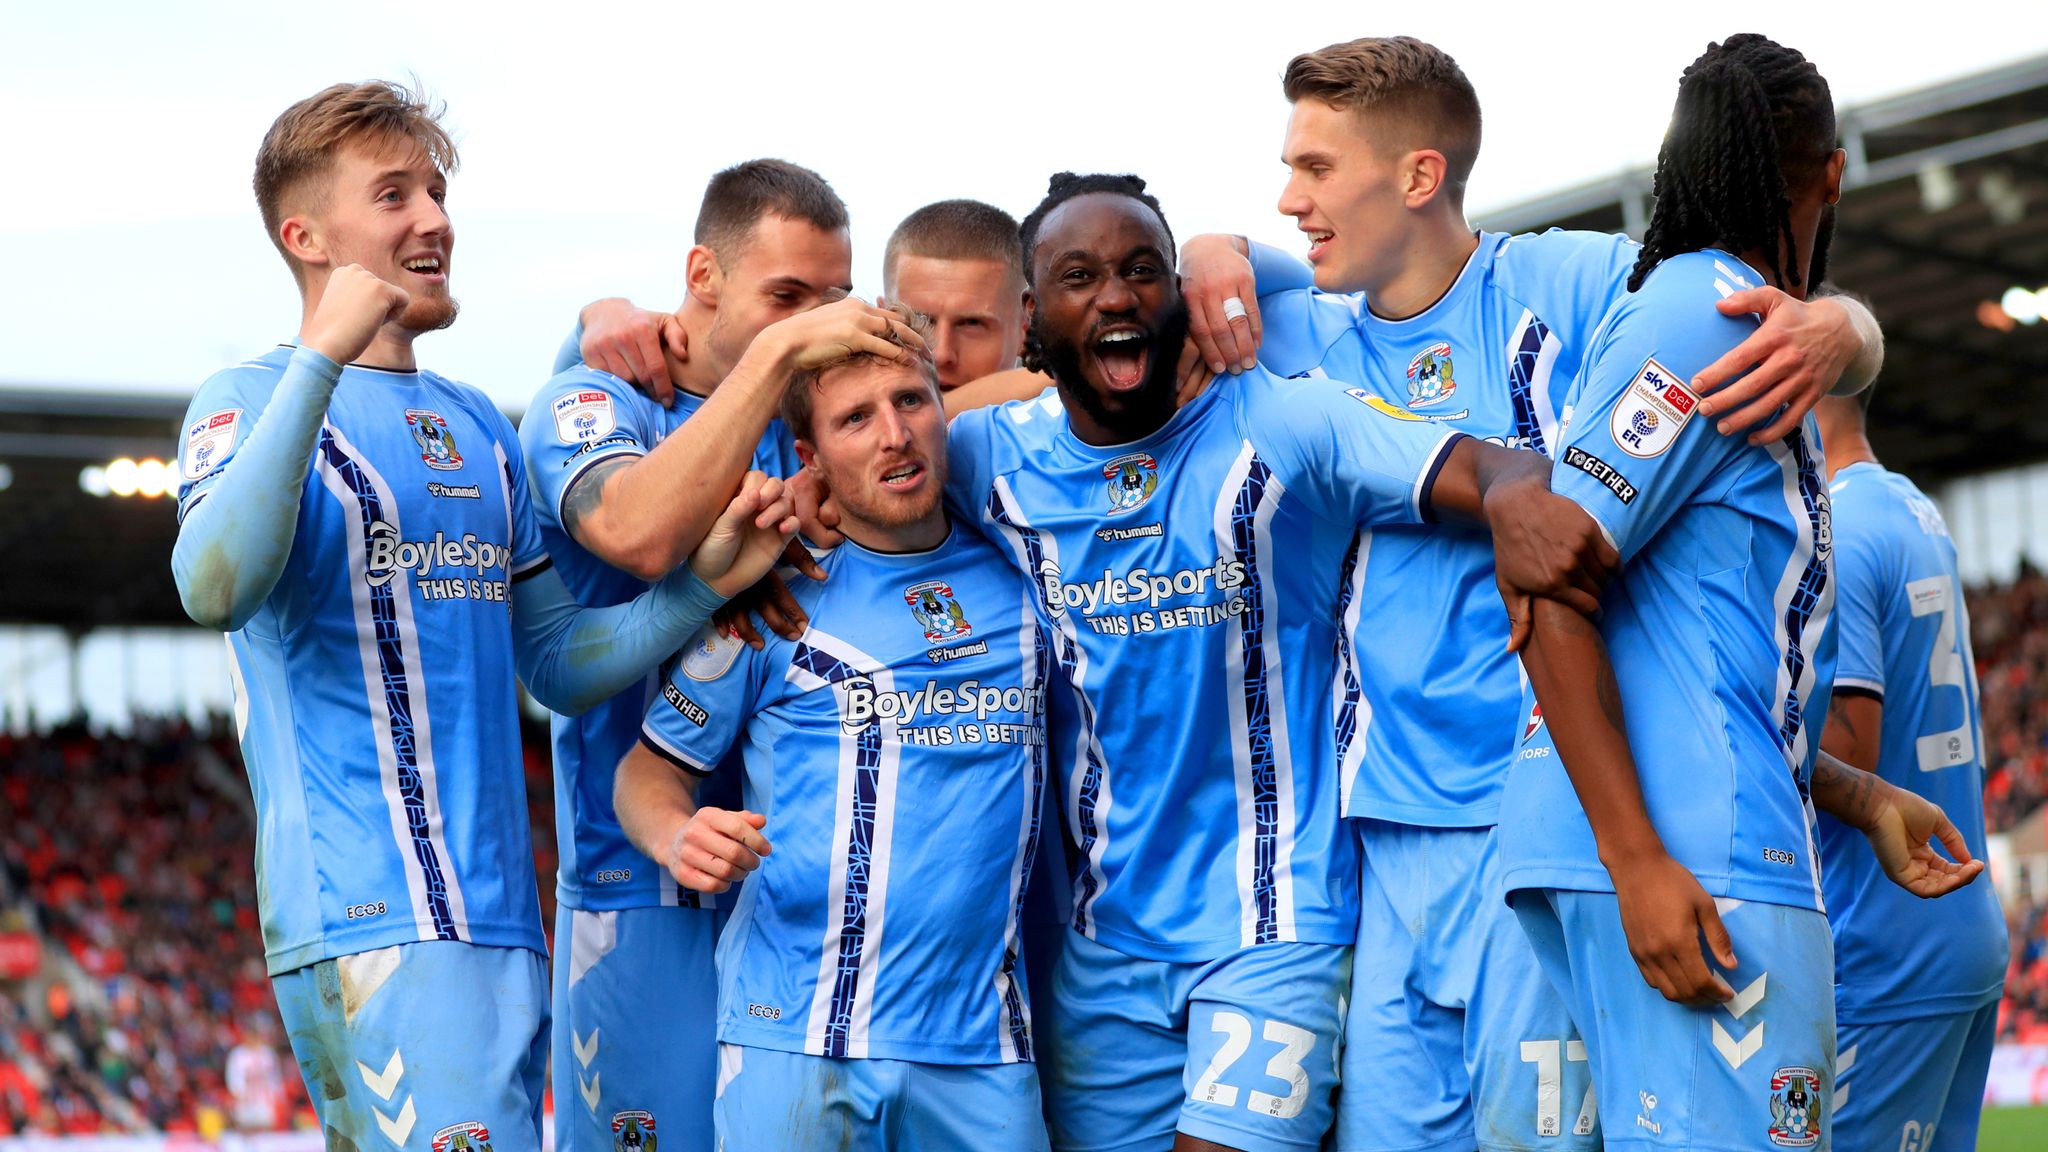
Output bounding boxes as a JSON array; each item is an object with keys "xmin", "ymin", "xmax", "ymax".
[
  {"xmin": 407, "ymin": 409, "xmax": 464, "ymax": 471},
  {"xmin": 1766, "ymin": 1067, "xmax": 1822, "ymax": 1147},
  {"xmin": 432, "ymin": 1123, "xmax": 493, "ymax": 1152},
  {"xmin": 904, "ymin": 580, "xmax": 972, "ymax": 644},
  {"xmin": 1102, "ymin": 451, "xmax": 1160, "ymax": 516},
  {"xmin": 611, "ymin": 1111, "xmax": 656, "ymax": 1152},
  {"xmin": 1406, "ymin": 342, "xmax": 1457, "ymax": 408}
]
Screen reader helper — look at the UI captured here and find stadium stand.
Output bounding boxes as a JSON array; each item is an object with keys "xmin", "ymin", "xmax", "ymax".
[{"xmin": 0, "ymin": 719, "xmax": 557, "ymax": 1135}]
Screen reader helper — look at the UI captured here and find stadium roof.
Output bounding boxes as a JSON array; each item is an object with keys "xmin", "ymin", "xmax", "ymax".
[
  {"xmin": 7, "ymin": 54, "xmax": 2048, "ymax": 630},
  {"xmin": 1476, "ymin": 52, "xmax": 2048, "ymax": 482}
]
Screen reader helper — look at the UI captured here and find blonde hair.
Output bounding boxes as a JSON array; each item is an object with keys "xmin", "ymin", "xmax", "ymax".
[
  {"xmin": 1282, "ymin": 37, "xmax": 1481, "ymax": 204},
  {"xmin": 779, "ymin": 298, "xmax": 937, "ymax": 440},
  {"xmin": 253, "ymin": 80, "xmax": 459, "ymax": 272}
]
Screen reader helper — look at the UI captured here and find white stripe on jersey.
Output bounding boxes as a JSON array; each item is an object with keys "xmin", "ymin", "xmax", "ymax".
[
  {"xmin": 1334, "ymin": 530, "xmax": 1373, "ymax": 817},
  {"xmin": 788, "ymin": 627, "xmax": 899, "ymax": 1059},
  {"xmin": 224, "ymin": 635, "xmax": 251, "ymax": 742},
  {"xmin": 315, "ymin": 421, "xmax": 472, "ymax": 944},
  {"xmin": 1508, "ymin": 308, "xmax": 1566, "ymax": 454},
  {"xmin": 1215, "ymin": 441, "xmax": 1299, "ymax": 946},
  {"xmin": 994, "ymin": 581, "xmax": 1044, "ymax": 1064},
  {"xmin": 988, "ymin": 476, "xmax": 1114, "ymax": 940},
  {"xmin": 1766, "ymin": 436, "xmax": 1834, "ymax": 911}
]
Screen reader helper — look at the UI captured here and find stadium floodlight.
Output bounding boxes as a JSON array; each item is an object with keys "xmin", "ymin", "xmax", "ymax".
[
  {"xmin": 135, "ymin": 458, "xmax": 169, "ymax": 499},
  {"xmin": 2002, "ymin": 286, "xmax": 2042, "ymax": 325},
  {"xmin": 105, "ymin": 457, "xmax": 139, "ymax": 497},
  {"xmin": 79, "ymin": 465, "xmax": 109, "ymax": 497}
]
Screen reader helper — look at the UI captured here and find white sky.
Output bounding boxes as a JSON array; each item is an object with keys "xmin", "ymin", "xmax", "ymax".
[{"xmin": 3, "ymin": 0, "xmax": 2045, "ymax": 413}]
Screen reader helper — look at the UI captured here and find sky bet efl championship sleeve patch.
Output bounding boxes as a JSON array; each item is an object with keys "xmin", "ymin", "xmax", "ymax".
[
  {"xmin": 182, "ymin": 409, "xmax": 241, "ymax": 481},
  {"xmin": 1610, "ymin": 357, "xmax": 1698, "ymax": 457},
  {"xmin": 552, "ymin": 389, "xmax": 617, "ymax": 445}
]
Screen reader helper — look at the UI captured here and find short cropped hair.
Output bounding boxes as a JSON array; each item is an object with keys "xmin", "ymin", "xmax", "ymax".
[
  {"xmin": 1282, "ymin": 37, "xmax": 1482, "ymax": 205},
  {"xmin": 779, "ymin": 298, "xmax": 937, "ymax": 441},
  {"xmin": 882, "ymin": 199, "xmax": 1024, "ymax": 293},
  {"xmin": 254, "ymin": 80, "xmax": 459, "ymax": 273},
  {"xmin": 695, "ymin": 159, "xmax": 849, "ymax": 265}
]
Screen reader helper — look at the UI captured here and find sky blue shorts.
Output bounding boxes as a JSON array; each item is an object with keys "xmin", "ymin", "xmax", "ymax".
[
  {"xmin": 273, "ymin": 939, "xmax": 547, "ymax": 1152},
  {"xmin": 1038, "ymin": 929, "xmax": 1348, "ymax": 1152},
  {"xmin": 1511, "ymin": 888, "xmax": 1835, "ymax": 1152},
  {"xmin": 551, "ymin": 904, "xmax": 723, "ymax": 1152},
  {"xmin": 1833, "ymin": 1000, "xmax": 1997, "ymax": 1152},
  {"xmin": 713, "ymin": 1043, "xmax": 1047, "ymax": 1152},
  {"xmin": 1339, "ymin": 820, "xmax": 1597, "ymax": 1152}
]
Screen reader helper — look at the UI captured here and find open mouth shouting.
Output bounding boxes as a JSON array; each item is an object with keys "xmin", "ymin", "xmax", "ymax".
[
  {"xmin": 1303, "ymin": 228, "xmax": 1334, "ymax": 263},
  {"xmin": 1089, "ymin": 325, "xmax": 1152, "ymax": 393},
  {"xmin": 879, "ymin": 458, "xmax": 927, "ymax": 493}
]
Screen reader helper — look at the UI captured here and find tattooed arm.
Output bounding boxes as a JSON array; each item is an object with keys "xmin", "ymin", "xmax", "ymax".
[
  {"xmin": 1819, "ymin": 689, "xmax": 1883, "ymax": 773},
  {"xmin": 1808, "ymin": 746, "xmax": 1983, "ymax": 898},
  {"xmin": 1519, "ymin": 598, "xmax": 1737, "ymax": 1004}
]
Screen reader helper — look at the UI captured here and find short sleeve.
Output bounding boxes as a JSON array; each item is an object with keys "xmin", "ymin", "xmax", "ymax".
[
  {"xmin": 1241, "ymin": 372, "xmax": 1463, "ymax": 528},
  {"xmin": 1550, "ymin": 261, "xmax": 1762, "ymax": 562},
  {"xmin": 175, "ymin": 363, "xmax": 283, "ymax": 521},
  {"xmin": 519, "ymin": 369, "xmax": 663, "ymax": 529},
  {"xmin": 1828, "ymin": 487, "xmax": 1890, "ymax": 697},
  {"xmin": 639, "ymin": 624, "xmax": 771, "ymax": 775},
  {"xmin": 1492, "ymin": 230, "xmax": 1640, "ymax": 354},
  {"xmin": 945, "ymin": 404, "xmax": 1001, "ymax": 524}
]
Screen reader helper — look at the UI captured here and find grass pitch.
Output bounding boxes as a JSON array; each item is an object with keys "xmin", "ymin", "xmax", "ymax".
[{"xmin": 1979, "ymin": 1104, "xmax": 2048, "ymax": 1150}]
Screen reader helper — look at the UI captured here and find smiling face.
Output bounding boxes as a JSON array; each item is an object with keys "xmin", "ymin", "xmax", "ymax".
[
  {"xmin": 888, "ymin": 254, "xmax": 1025, "ymax": 390},
  {"xmin": 301, "ymin": 136, "xmax": 458, "ymax": 333},
  {"xmin": 1025, "ymin": 192, "xmax": 1188, "ymax": 444},
  {"xmin": 1277, "ymin": 98, "xmax": 1417, "ymax": 295},
  {"xmin": 700, "ymin": 213, "xmax": 855, "ymax": 380},
  {"xmin": 795, "ymin": 359, "xmax": 950, "ymax": 550}
]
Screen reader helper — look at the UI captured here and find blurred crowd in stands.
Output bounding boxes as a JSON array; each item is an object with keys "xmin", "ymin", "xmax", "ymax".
[
  {"xmin": 0, "ymin": 571, "xmax": 2046, "ymax": 1133},
  {"xmin": 0, "ymin": 717, "xmax": 554, "ymax": 1135}
]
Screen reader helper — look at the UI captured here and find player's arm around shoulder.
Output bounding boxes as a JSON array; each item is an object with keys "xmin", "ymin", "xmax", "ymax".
[
  {"xmin": 518, "ymin": 368, "xmax": 662, "ymax": 562},
  {"xmin": 1240, "ymin": 371, "xmax": 1462, "ymax": 529}
]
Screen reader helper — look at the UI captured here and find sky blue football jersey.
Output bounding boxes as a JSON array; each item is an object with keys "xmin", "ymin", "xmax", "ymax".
[
  {"xmin": 520, "ymin": 367, "xmax": 799, "ymax": 912},
  {"xmin": 176, "ymin": 345, "xmax": 551, "ymax": 974},
  {"xmin": 638, "ymin": 528, "xmax": 1049, "ymax": 1064},
  {"xmin": 1254, "ymin": 230, "xmax": 1639, "ymax": 827},
  {"xmin": 1818, "ymin": 462, "xmax": 2007, "ymax": 1022},
  {"xmin": 1500, "ymin": 252, "xmax": 1837, "ymax": 912},
  {"xmin": 947, "ymin": 369, "xmax": 1464, "ymax": 961}
]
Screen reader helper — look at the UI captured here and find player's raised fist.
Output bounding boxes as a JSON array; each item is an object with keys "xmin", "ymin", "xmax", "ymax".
[
  {"xmin": 304, "ymin": 264, "xmax": 410, "ymax": 366},
  {"xmin": 763, "ymin": 292, "xmax": 930, "ymax": 372}
]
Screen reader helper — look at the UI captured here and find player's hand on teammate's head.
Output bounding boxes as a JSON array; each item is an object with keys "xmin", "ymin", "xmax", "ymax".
[
  {"xmin": 1611, "ymin": 851, "xmax": 1739, "ymax": 1005},
  {"xmin": 580, "ymin": 297, "xmax": 684, "ymax": 408},
  {"xmin": 1690, "ymin": 287, "xmax": 1858, "ymax": 445},
  {"xmin": 665, "ymin": 807, "xmax": 770, "ymax": 894},
  {"xmin": 788, "ymin": 467, "xmax": 844, "ymax": 551},
  {"xmin": 1859, "ymin": 779, "xmax": 1988, "ymax": 899},
  {"xmin": 764, "ymin": 292, "xmax": 930, "ymax": 373},
  {"xmin": 1179, "ymin": 233, "xmax": 1262, "ymax": 375},
  {"xmin": 690, "ymin": 471, "xmax": 799, "ymax": 599},
  {"xmin": 303, "ymin": 264, "xmax": 411, "ymax": 366}
]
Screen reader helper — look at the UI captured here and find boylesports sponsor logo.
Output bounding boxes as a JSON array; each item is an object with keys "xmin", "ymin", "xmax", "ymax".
[
  {"xmin": 842, "ymin": 677, "xmax": 1043, "ymax": 732},
  {"xmin": 365, "ymin": 524, "xmax": 513, "ymax": 587},
  {"xmin": 1561, "ymin": 447, "xmax": 1636, "ymax": 505},
  {"xmin": 1036, "ymin": 557, "xmax": 1246, "ymax": 617}
]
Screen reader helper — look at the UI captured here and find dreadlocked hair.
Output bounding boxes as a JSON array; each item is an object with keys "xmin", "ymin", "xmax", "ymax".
[
  {"xmin": 1628, "ymin": 34, "xmax": 1834, "ymax": 292},
  {"xmin": 1016, "ymin": 172, "xmax": 1173, "ymax": 372}
]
